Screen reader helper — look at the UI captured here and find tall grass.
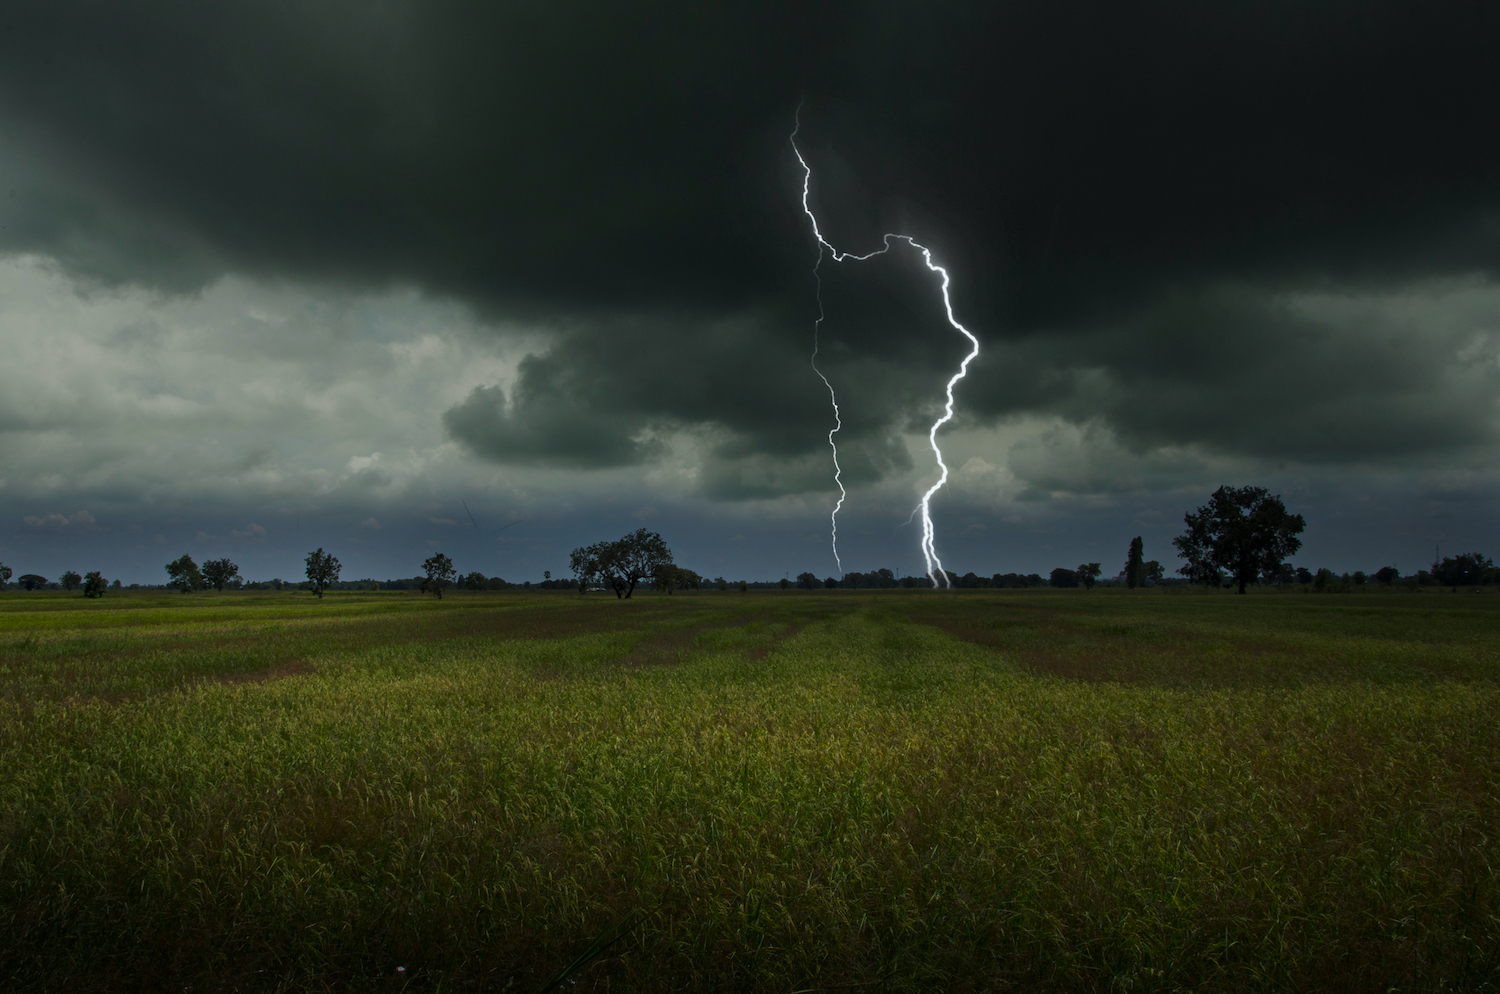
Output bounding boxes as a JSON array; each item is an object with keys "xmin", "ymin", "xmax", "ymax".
[{"xmin": 1, "ymin": 590, "xmax": 1496, "ymax": 991}]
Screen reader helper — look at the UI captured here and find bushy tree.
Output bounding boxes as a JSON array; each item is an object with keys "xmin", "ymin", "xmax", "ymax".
[
  {"xmin": 83, "ymin": 571, "xmax": 107, "ymax": 598},
  {"xmin": 570, "ymin": 529, "xmax": 674, "ymax": 600},
  {"xmin": 1374, "ymin": 566, "xmax": 1400, "ymax": 586},
  {"xmin": 823, "ymin": 576, "xmax": 837, "ymax": 589},
  {"xmin": 17, "ymin": 573, "xmax": 49, "ymax": 591},
  {"xmin": 1143, "ymin": 560, "xmax": 1165, "ymax": 584},
  {"xmin": 1049, "ymin": 567, "xmax": 1077, "ymax": 588},
  {"xmin": 421, "ymin": 552, "xmax": 455, "ymax": 598},
  {"xmin": 1123, "ymin": 537, "xmax": 1143, "ymax": 589},
  {"xmin": 796, "ymin": 571, "xmax": 819, "ymax": 590},
  {"xmin": 304, "ymin": 548, "xmax": 341, "ymax": 599},
  {"xmin": 1432, "ymin": 552, "xmax": 1495, "ymax": 586},
  {"xmin": 0, "ymin": 562, "xmax": 11, "ymax": 589},
  {"xmin": 462, "ymin": 570, "xmax": 487, "ymax": 591},
  {"xmin": 1077, "ymin": 563, "xmax": 1102, "ymax": 591},
  {"xmin": 1173, "ymin": 486, "xmax": 1306, "ymax": 594},
  {"xmin": 165, "ymin": 554, "xmax": 203, "ymax": 593},
  {"xmin": 653, "ymin": 564, "xmax": 699, "ymax": 595},
  {"xmin": 59, "ymin": 570, "xmax": 82, "ymax": 592},
  {"xmin": 779, "ymin": 577, "xmax": 790, "ymax": 590},
  {"xmin": 201, "ymin": 557, "xmax": 241, "ymax": 592}
]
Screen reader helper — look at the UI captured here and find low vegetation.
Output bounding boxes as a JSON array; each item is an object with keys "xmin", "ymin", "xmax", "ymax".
[{"xmin": 1, "ymin": 588, "xmax": 1496, "ymax": 991}]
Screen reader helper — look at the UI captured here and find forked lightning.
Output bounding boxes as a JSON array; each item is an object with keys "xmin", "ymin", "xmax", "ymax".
[{"xmin": 792, "ymin": 114, "xmax": 980, "ymax": 587}]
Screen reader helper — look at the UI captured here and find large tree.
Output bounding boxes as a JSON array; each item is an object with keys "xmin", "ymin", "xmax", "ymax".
[
  {"xmin": 0, "ymin": 562, "xmax": 11, "ymax": 589},
  {"xmin": 83, "ymin": 571, "xmax": 107, "ymax": 598},
  {"xmin": 571, "ymin": 529, "xmax": 675, "ymax": 600},
  {"xmin": 611, "ymin": 529, "xmax": 673, "ymax": 599},
  {"xmin": 304, "ymin": 548, "xmax": 341, "ymax": 599},
  {"xmin": 421, "ymin": 553, "xmax": 455, "ymax": 599},
  {"xmin": 165, "ymin": 554, "xmax": 203, "ymax": 593},
  {"xmin": 59, "ymin": 570, "xmax": 82, "ymax": 592},
  {"xmin": 1173, "ymin": 486, "xmax": 1306, "ymax": 594},
  {"xmin": 202, "ymin": 557, "xmax": 241, "ymax": 592}
]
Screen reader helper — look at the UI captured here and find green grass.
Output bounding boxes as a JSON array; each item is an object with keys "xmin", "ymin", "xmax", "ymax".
[{"xmin": 1, "ymin": 588, "xmax": 1497, "ymax": 992}]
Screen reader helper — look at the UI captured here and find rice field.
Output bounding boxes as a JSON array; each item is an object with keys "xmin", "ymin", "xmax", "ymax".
[{"xmin": 1, "ymin": 587, "xmax": 1497, "ymax": 992}]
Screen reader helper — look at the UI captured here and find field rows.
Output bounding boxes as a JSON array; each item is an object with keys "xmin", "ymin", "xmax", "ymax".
[{"xmin": 1, "ymin": 590, "xmax": 1497, "ymax": 991}]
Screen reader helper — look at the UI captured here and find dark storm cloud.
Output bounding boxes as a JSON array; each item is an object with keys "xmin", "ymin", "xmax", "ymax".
[
  {"xmin": 440, "ymin": 306, "xmax": 924, "ymax": 497},
  {"xmin": 3, "ymin": 0, "xmax": 1499, "ymax": 481}
]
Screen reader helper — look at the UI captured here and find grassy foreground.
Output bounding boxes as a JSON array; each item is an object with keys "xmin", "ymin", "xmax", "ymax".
[{"xmin": 1, "ymin": 588, "xmax": 1497, "ymax": 992}]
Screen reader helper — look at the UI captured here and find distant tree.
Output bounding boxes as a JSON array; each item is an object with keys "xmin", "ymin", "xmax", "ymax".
[
  {"xmin": 823, "ymin": 576, "xmax": 838, "ymax": 589},
  {"xmin": 462, "ymin": 570, "xmax": 487, "ymax": 591},
  {"xmin": 1374, "ymin": 566, "xmax": 1400, "ymax": 586},
  {"xmin": 1432, "ymin": 552, "xmax": 1495, "ymax": 587},
  {"xmin": 1295, "ymin": 567, "xmax": 1314, "ymax": 585},
  {"xmin": 1077, "ymin": 563, "xmax": 1102, "ymax": 591},
  {"xmin": 201, "ymin": 557, "xmax": 241, "ymax": 592},
  {"xmin": 1173, "ymin": 486, "xmax": 1306, "ymax": 594},
  {"xmin": 1352, "ymin": 571, "xmax": 1367, "ymax": 587},
  {"xmin": 796, "ymin": 571, "xmax": 819, "ymax": 590},
  {"xmin": 1125, "ymin": 536, "xmax": 1144, "ymax": 589},
  {"xmin": 165, "ymin": 554, "xmax": 203, "ymax": 594},
  {"xmin": 1314, "ymin": 567, "xmax": 1335, "ymax": 592},
  {"xmin": 1142, "ymin": 561, "xmax": 1165, "ymax": 584},
  {"xmin": 421, "ymin": 552, "xmax": 455, "ymax": 599},
  {"xmin": 17, "ymin": 573, "xmax": 49, "ymax": 591},
  {"xmin": 0, "ymin": 562, "xmax": 11, "ymax": 589},
  {"xmin": 737, "ymin": 580, "xmax": 749, "ymax": 593},
  {"xmin": 714, "ymin": 576, "xmax": 729, "ymax": 592},
  {"xmin": 1049, "ymin": 567, "xmax": 1078, "ymax": 588},
  {"xmin": 83, "ymin": 571, "xmax": 107, "ymax": 598},
  {"xmin": 59, "ymin": 570, "xmax": 82, "ymax": 592},
  {"xmin": 304, "ymin": 548, "xmax": 341, "ymax": 599},
  {"xmin": 110, "ymin": 578, "xmax": 122, "ymax": 589},
  {"xmin": 779, "ymin": 577, "xmax": 790, "ymax": 590}
]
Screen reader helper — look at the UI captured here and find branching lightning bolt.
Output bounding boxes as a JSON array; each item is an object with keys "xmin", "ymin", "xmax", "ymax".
[{"xmin": 792, "ymin": 113, "xmax": 980, "ymax": 587}]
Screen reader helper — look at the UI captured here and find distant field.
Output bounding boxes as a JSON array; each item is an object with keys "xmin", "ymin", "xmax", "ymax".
[{"xmin": 2, "ymin": 588, "xmax": 1496, "ymax": 992}]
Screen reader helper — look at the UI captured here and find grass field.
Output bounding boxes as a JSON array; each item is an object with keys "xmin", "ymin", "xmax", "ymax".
[{"xmin": 1, "ymin": 587, "xmax": 1497, "ymax": 992}]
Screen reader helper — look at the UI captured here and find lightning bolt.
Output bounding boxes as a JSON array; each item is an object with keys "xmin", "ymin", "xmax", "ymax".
[{"xmin": 792, "ymin": 113, "xmax": 980, "ymax": 588}]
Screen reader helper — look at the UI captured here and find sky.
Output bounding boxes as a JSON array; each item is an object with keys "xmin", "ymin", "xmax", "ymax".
[{"xmin": 2, "ymin": 0, "xmax": 1498, "ymax": 585}]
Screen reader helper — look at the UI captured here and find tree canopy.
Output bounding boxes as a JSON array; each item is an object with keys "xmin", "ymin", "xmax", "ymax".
[
  {"xmin": 202, "ymin": 557, "xmax": 241, "ymax": 592},
  {"xmin": 421, "ymin": 553, "xmax": 455, "ymax": 599},
  {"xmin": 1173, "ymin": 486, "xmax": 1306, "ymax": 594},
  {"xmin": 304, "ymin": 548, "xmax": 341, "ymax": 599},
  {"xmin": 165, "ymin": 554, "xmax": 203, "ymax": 593},
  {"xmin": 570, "ymin": 529, "xmax": 674, "ymax": 599}
]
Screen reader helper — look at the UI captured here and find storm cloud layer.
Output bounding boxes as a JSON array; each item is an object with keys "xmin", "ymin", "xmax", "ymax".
[{"xmin": 2, "ymin": 1, "xmax": 1499, "ymax": 579}]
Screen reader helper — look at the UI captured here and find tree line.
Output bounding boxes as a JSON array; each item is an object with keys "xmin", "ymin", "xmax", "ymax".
[{"xmin": 4, "ymin": 487, "xmax": 1493, "ymax": 598}]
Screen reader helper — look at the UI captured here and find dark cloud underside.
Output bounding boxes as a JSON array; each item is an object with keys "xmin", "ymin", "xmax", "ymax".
[{"xmin": 3, "ymin": 0, "xmax": 1499, "ymax": 483}]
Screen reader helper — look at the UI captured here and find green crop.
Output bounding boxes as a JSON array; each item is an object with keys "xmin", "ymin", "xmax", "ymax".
[{"xmin": 1, "ymin": 588, "xmax": 1496, "ymax": 991}]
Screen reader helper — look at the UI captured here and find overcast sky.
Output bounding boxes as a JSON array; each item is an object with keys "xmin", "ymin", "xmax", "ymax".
[{"xmin": 2, "ymin": 0, "xmax": 1498, "ymax": 584}]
